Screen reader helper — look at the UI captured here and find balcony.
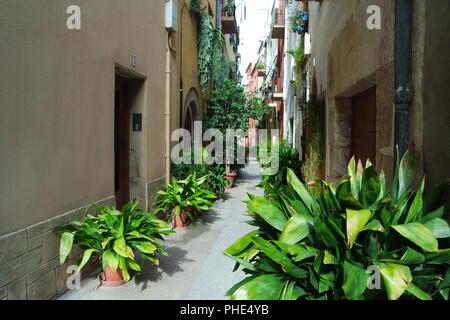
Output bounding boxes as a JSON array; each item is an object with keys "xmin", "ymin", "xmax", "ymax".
[
  {"xmin": 271, "ymin": 92, "xmax": 284, "ymax": 102},
  {"xmin": 221, "ymin": 1, "xmax": 238, "ymax": 34},
  {"xmin": 270, "ymin": 8, "xmax": 285, "ymax": 39}
]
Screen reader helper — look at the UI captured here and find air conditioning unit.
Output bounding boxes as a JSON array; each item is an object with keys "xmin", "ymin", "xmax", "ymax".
[{"xmin": 165, "ymin": 0, "xmax": 177, "ymax": 32}]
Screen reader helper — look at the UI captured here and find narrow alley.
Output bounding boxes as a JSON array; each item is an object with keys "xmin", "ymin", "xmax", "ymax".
[{"xmin": 59, "ymin": 163, "xmax": 262, "ymax": 300}]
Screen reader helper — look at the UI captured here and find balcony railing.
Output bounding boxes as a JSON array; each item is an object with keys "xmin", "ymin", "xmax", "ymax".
[
  {"xmin": 270, "ymin": 7, "xmax": 285, "ymax": 39},
  {"xmin": 221, "ymin": 0, "xmax": 237, "ymax": 34}
]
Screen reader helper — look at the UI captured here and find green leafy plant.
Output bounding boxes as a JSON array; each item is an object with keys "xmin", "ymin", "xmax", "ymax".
[
  {"xmin": 225, "ymin": 0, "xmax": 235, "ymax": 16},
  {"xmin": 55, "ymin": 201, "xmax": 174, "ymax": 283},
  {"xmin": 204, "ymin": 79, "xmax": 250, "ymax": 173},
  {"xmin": 289, "ymin": 10, "xmax": 307, "ymax": 33},
  {"xmin": 190, "ymin": 0, "xmax": 206, "ymax": 16},
  {"xmin": 225, "ymin": 150, "xmax": 450, "ymax": 300},
  {"xmin": 198, "ymin": 14, "xmax": 214, "ymax": 95},
  {"xmin": 258, "ymin": 139, "xmax": 303, "ymax": 190},
  {"xmin": 155, "ymin": 174, "xmax": 216, "ymax": 222},
  {"xmin": 211, "ymin": 28, "xmax": 225, "ymax": 86},
  {"xmin": 172, "ymin": 148, "xmax": 231, "ymax": 196},
  {"xmin": 247, "ymin": 95, "xmax": 272, "ymax": 129},
  {"xmin": 256, "ymin": 64, "xmax": 266, "ymax": 70}
]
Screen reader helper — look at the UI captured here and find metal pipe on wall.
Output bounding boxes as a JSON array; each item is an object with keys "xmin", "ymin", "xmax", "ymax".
[{"xmin": 394, "ymin": 0, "xmax": 414, "ymax": 161}]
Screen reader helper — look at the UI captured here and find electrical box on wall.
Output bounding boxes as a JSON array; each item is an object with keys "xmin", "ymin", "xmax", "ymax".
[{"xmin": 165, "ymin": 0, "xmax": 177, "ymax": 32}]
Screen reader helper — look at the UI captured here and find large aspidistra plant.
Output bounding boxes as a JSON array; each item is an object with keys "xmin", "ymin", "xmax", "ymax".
[
  {"xmin": 224, "ymin": 150, "xmax": 450, "ymax": 300},
  {"xmin": 55, "ymin": 201, "xmax": 174, "ymax": 282},
  {"xmin": 154, "ymin": 173, "xmax": 216, "ymax": 221}
]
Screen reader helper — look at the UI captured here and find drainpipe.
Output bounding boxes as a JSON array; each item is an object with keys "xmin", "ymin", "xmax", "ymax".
[
  {"xmin": 394, "ymin": 0, "xmax": 413, "ymax": 161},
  {"xmin": 166, "ymin": 32, "xmax": 177, "ymax": 184},
  {"xmin": 216, "ymin": 0, "xmax": 222, "ymax": 28}
]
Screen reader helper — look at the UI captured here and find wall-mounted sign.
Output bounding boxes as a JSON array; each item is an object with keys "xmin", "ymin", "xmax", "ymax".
[{"xmin": 133, "ymin": 113, "xmax": 142, "ymax": 131}]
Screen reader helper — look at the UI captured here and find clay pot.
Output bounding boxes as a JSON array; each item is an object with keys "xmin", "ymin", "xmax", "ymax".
[
  {"xmin": 224, "ymin": 171, "xmax": 238, "ymax": 189},
  {"xmin": 99, "ymin": 266, "xmax": 125, "ymax": 287},
  {"xmin": 172, "ymin": 211, "xmax": 191, "ymax": 228}
]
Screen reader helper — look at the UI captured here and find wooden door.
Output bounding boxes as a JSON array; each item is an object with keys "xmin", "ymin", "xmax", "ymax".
[
  {"xmin": 351, "ymin": 86, "xmax": 376, "ymax": 164},
  {"xmin": 114, "ymin": 78, "xmax": 130, "ymax": 209}
]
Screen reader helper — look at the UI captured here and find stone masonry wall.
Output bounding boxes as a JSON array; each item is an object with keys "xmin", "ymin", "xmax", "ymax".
[{"xmin": 0, "ymin": 196, "xmax": 115, "ymax": 300}]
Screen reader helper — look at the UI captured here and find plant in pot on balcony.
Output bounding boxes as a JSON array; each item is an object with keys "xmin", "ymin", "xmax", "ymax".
[
  {"xmin": 55, "ymin": 201, "xmax": 174, "ymax": 287},
  {"xmin": 154, "ymin": 174, "xmax": 216, "ymax": 228}
]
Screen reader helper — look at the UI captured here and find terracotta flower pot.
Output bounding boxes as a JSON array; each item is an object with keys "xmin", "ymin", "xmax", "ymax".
[
  {"xmin": 172, "ymin": 211, "xmax": 190, "ymax": 228},
  {"xmin": 99, "ymin": 266, "xmax": 125, "ymax": 287},
  {"xmin": 224, "ymin": 171, "xmax": 238, "ymax": 189}
]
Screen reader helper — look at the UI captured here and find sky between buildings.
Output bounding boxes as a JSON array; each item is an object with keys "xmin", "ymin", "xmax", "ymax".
[{"xmin": 235, "ymin": 0, "xmax": 274, "ymax": 86}]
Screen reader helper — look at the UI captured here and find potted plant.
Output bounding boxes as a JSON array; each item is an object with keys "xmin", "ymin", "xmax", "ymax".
[
  {"xmin": 55, "ymin": 201, "xmax": 174, "ymax": 287},
  {"xmin": 224, "ymin": 170, "xmax": 238, "ymax": 189},
  {"xmin": 154, "ymin": 174, "xmax": 216, "ymax": 228}
]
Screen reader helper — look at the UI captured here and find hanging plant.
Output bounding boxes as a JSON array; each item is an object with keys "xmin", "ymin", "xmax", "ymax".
[
  {"xmin": 289, "ymin": 10, "xmax": 308, "ymax": 33},
  {"xmin": 198, "ymin": 14, "xmax": 214, "ymax": 95},
  {"xmin": 211, "ymin": 28, "xmax": 225, "ymax": 86},
  {"xmin": 190, "ymin": 0, "xmax": 206, "ymax": 17},
  {"xmin": 226, "ymin": 0, "xmax": 235, "ymax": 16}
]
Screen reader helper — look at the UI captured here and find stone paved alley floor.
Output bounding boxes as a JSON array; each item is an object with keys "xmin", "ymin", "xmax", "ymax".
[{"xmin": 59, "ymin": 162, "xmax": 263, "ymax": 300}]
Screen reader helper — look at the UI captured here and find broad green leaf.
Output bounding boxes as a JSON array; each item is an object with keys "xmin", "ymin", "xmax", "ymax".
[
  {"xmin": 425, "ymin": 249, "xmax": 450, "ymax": 264},
  {"xmin": 316, "ymin": 215, "xmax": 345, "ymax": 249},
  {"xmin": 346, "ymin": 209, "xmax": 372, "ymax": 248},
  {"xmin": 342, "ymin": 261, "xmax": 370, "ymax": 300},
  {"xmin": 127, "ymin": 259, "xmax": 141, "ymax": 272},
  {"xmin": 78, "ymin": 249, "xmax": 96, "ymax": 271},
  {"xmin": 421, "ymin": 206, "xmax": 446, "ymax": 224},
  {"xmin": 361, "ymin": 220, "xmax": 384, "ymax": 232},
  {"xmin": 424, "ymin": 218, "xmax": 450, "ymax": 239},
  {"xmin": 288, "ymin": 244, "xmax": 318, "ymax": 262},
  {"xmin": 226, "ymin": 276, "xmax": 258, "ymax": 297},
  {"xmin": 224, "ymin": 230, "xmax": 260, "ymax": 256},
  {"xmin": 133, "ymin": 241, "xmax": 157, "ymax": 254},
  {"xmin": 374, "ymin": 262, "xmax": 412, "ymax": 300},
  {"xmin": 361, "ymin": 165, "xmax": 381, "ymax": 208},
  {"xmin": 392, "ymin": 223, "xmax": 438, "ymax": 252},
  {"xmin": 231, "ymin": 274, "xmax": 287, "ymax": 300},
  {"xmin": 247, "ymin": 195, "xmax": 287, "ymax": 231},
  {"xmin": 406, "ymin": 283, "xmax": 432, "ymax": 300},
  {"xmin": 398, "ymin": 149, "xmax": 418, "ymax": 198},
  {"xmin": 224, "ymin": 253, "xmax": 257, "ymax": 271},
  {"xmin": 279, "ymin": 214, "xmax": 310, "ymax": 245},
  {"xmin": 102, "ymin": 250, "xmax": 119, "ymax": 271},
  {"xmin": 439, "ymin": 267, "xmax": 450, "ymax": 290},
  {"xmin": 323, "ymin": 251, "xmax": 337, "ymax": 265},
  {"xmin": 400, "ymin": 247, "xmax": 425, "ymax": 265},
  {"xmin": 251, "ymin": 237, "xmax": 308, "ymax": 279},
  {"xmin": 348, "ymin": 157, "xmax": 360, "ymax": 200},
  {"xmin": 287, "ymin": 168, "xmax": 320, "ymax": 214},
  {"xmin": 113, "ymin": 238, "xmax": 135, "ymax": 259},
  {"xmin": 118, "ymin": 256, "xmax": 130, "ymax": 282},
  {"xmin": 59, "ymin": 232, "xmax": 74, "ymax": 265},
  {"xmin": 404, "ymin": 179, "xmax": 424, "ymax": 223}
]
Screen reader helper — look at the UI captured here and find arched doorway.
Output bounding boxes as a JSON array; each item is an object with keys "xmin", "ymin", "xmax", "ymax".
[{"xmin": 182, "ymin": 88, "xmax": 201, "ymax": 133}]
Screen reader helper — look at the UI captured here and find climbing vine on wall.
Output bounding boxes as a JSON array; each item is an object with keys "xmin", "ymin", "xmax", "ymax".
[
  {"xmin": 198, "ymin": 14, "xmax": 214, "ymax": 95},
  {"xmin": 190, "ymin": 0, "xmax": 205, "ymax": 17},
  {"xmin": 211, "ymin": 28, "xmax": 225, "ymax": 86}
]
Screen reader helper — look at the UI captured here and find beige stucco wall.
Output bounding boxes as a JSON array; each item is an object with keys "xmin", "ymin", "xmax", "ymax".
[
  {"xmin": 176, "ymin": 0, "xmax": 218, "ymax": 123},
  {"xmin": 308, "ymin": 0, "xmax": 395, "ymax": 182},
  {"xmin": 0, "ymin": 0, "xmax": 173, "ymax": 235}
]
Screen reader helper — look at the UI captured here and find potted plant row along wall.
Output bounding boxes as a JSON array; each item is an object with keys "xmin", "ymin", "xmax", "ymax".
[
  {"xmin": 55, "ymin": 201, "xmax": 174, "ymax": 287},
  {"xmin": 154, "ymin": 173, "xmax": 216, "ymax": 228},
  {"xmin": 225, "ymin": 150, "xmax": 450, "ymax": 300}
]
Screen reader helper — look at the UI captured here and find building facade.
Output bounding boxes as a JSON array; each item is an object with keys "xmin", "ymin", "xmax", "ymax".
[{"xmin": 0, "ymin": 0, "xmax": 239, "ymax": 300}]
